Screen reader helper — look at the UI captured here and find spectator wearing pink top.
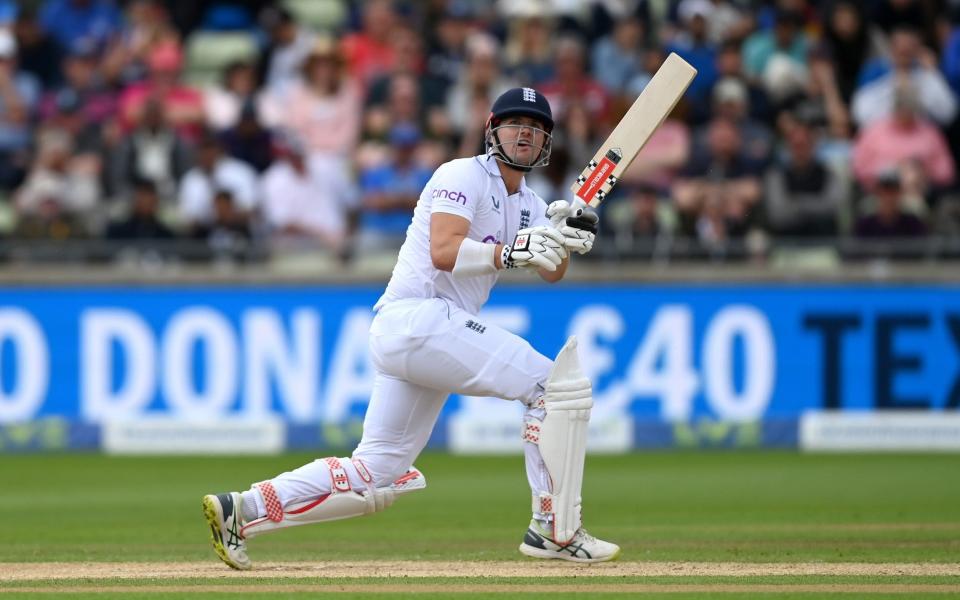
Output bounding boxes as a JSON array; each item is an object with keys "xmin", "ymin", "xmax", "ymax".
[
  {"xmin": 118, "ymin": 41, "xmax": 205, "ymax": 141},
  {"xmin": 852, "ymin": 82, "xmax": 955, "ymax": 199},
  {"xmin": 341, "ymin": 0, "xmax": 397, "ymax": 88},
  {"xmin": 274, "ymin": 37, "xmax": 361, "ymax": 160}
]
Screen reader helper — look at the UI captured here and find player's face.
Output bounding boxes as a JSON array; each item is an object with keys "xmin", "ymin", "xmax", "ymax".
[{"xmin": 499, "ymin": 116, "xmax": 548, "ymax": 166}]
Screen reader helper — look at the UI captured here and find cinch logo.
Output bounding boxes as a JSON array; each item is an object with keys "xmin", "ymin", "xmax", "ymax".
[{"xmin": 432, "ymin": 188, "xmax": 467, "ymax": 205}]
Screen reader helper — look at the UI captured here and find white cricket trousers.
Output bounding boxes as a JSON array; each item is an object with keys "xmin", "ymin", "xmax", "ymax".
[{"xmin": 262, "ymin": 297, "xmax": 556, "ymax": 517}]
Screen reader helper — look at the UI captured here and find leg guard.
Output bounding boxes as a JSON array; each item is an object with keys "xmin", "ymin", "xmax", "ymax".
[
  {"xmin": 525, "ymin": 336, "xmax": 592, "ymax": 545},
  {"xmin": 240, "ymin": 458, "xmax": 426, "ymax": 539}
]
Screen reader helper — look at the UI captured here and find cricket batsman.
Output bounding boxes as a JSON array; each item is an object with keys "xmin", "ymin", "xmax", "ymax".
[{"xmin": 202, "ymin": 87, "xmax": 620, "ymax": 569}]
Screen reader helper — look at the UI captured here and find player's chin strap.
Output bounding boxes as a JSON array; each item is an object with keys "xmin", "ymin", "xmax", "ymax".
[
  {"xmin": 240, "ymin": 458, "xmax": 426, "ymax": 539},
  {"xmin": 524, "ymin": 336, "xmax": 592, "ymax": 545}
]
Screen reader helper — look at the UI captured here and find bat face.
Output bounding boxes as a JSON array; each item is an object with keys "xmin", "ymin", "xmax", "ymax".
[{"xmin": 570, "ymin": 53, "xmax": 697, "ymax": 208}]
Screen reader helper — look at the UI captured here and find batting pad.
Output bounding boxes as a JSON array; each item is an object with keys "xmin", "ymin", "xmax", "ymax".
[
  {"xmin": 534, "ymin": 336, "xmax": 593, "ymax": 545},
  {"xmin": 241, "ymin": 466, "xmax": 426, "ymax": 539}
]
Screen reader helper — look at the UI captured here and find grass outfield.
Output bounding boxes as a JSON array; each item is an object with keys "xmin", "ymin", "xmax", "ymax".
[{"xmin": 1, "ymin": 452, "xmax": 958, "ymax": 598}]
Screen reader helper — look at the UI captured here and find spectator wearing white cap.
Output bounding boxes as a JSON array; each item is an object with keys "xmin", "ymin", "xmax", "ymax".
[{"xmin": 694, "ymin": 77, "xmax": 773, "ymax": 170}]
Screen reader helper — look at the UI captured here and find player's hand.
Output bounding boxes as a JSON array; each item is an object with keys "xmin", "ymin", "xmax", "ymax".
[
  {"xmin": 546, "ymin": 200, "xmax": 598, "ymax": 255},
  {"xmin": 501, "ymin": 226, "xmax": 567, "ymax": 271}
]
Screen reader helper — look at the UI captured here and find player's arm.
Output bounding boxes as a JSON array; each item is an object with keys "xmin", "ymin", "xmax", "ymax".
[
  {"xmin": 430, "ymin": 212, "xmax": 484, "ymax": 272},
  {"xmin": 430, "ymin": 213, "xmax": 566, "ymax": 275}
]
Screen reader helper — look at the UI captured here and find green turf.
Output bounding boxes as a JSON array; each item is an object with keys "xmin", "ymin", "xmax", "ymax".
[{"xmin": 1, "ymin": 452, "xmax": 957, "ymax": 563}]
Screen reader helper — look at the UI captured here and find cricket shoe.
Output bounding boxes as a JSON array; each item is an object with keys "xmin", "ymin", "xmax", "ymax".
[
  {"xmin": 202, "ymin": 492, "xmax": 252, "ymax": 570},
  {"xmin": 519, "ymin": 520, "xmax": 620, "ymax": 563}
]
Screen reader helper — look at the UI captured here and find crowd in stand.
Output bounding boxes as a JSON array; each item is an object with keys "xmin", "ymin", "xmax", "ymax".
[{"xmin": 2, "ymin": 0, "xmax": 960, "ymax": 263}]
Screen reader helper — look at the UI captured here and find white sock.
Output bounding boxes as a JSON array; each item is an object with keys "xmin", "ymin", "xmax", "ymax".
[{"xmin": 241, "ymin": 489, "xmax": 265, "ymax": 522}]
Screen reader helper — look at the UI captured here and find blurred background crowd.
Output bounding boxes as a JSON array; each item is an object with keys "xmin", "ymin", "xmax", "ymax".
[{"xmin": 2, "ymin": 0, "xmax": 960, "ymax": 265}]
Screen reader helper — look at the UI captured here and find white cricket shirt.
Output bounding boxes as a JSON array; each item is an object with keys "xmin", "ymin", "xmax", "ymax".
[{"xmin": 374, "ymin": 154, "xmax": 550, "ymax": 315}]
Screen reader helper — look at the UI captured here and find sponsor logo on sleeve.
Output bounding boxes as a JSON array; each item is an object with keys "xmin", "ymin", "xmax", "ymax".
[{"xmin": 432, "ymin": 188, "xmax": 468, "ymax": 205}]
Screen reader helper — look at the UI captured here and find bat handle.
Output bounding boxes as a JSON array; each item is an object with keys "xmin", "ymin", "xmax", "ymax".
[{"xmin": 570, "ymin": 197, "xmax": 587, "ymax": 216}]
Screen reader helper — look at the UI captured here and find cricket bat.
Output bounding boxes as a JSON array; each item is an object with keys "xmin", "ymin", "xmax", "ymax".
[{"xmin": 570, "ymin": 52, "xmax": 697, "ymax": 208}]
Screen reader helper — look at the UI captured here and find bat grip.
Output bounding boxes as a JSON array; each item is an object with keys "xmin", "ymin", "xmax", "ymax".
[{"xmin": 570, "ymin": 197, "xmax": 587, "ymax": 217}]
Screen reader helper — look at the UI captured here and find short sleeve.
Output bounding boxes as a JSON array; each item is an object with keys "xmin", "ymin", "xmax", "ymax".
[{"xmin": 428, "ymin": 160, "xmax": 480, "ymax": 222}]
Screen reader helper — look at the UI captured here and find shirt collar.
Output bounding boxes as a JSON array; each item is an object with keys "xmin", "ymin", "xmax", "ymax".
[{"xmin": 477, "ymin": 154, "xmax": 528, "ymax": 195}]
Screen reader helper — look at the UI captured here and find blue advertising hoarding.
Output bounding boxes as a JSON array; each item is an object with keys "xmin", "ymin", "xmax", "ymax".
[{"xmin": 0, "ymin": 284, "xmax": 957, "ymax": 449}]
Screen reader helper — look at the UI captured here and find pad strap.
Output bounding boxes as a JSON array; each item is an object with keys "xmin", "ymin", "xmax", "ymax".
[
  {"xmin": 256, "ymin": 481, "xmax": 283, "ymax": 523},
  {"xmin": 325, "ymin": 457, "xmax": 352, "ymax": 493}
]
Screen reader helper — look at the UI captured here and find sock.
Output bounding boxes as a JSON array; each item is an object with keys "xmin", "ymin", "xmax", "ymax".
[{"xmin": 241, "ymin": 489, "xmax": 265, "ymax": 522}]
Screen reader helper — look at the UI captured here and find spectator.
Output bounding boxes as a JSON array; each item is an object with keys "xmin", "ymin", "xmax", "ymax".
[
  {"xmin": 665, "ymin": 0, "xmax": 718, "ymax": 117},
  {"xmin": 764, "ymin": 120, "xmax": 847, "ymax": 236},
  {"xmin": 502, "ymin": 12, "xmax": 554, "ymax": 86},
  {"xmin": 266, "ymin": 37, "xmax": 361, "ymax": 161},
  {"xmin": 424, "ymin": 3, "xmax": 473, "ymax": 90},
  {"xmin": 360, "ymin": 72, "xmax": 451, "ymax": 170},
  {"xmin": 43, "ymin": 89, "xmax": 104, "ymax": 170},
  {"xmin": 357, "ymin": 124, "xmax": 432, "ymax": 250},
  {"xmin": 178, "ymin": 133, "xmax": 258, "ymax": 231},
  {"xmin": 703, "ymin": 77, "xmax": 774, "ymax": 170},
  {"xmin": 260, "ymin": 132, "xmax": 355, "ymax": 256},
  {"xmin": 742, "ymin": 9, "xmax": 810, "ymax": 83},
  {"xmin": 257, "ymin": 6, "xmax": 314, "ymax": 98},
  {"xmin": 100, "ymin": 0, "xmax": 175, "ymax": 87},
  {"xmin": 39, "ymin": 0, "xmax": 123, "ymax": 53},
  {"xmin": 672, "ymin": 117, "xmax": 763, "ymax": 243},
  {"xmin": 106, "ymin": 177, "xmax": 176, "ymax": 242},
  {"xmin": 40, "ymin": 41, "xmax": 117, "ymax": 126},
  {"xmin": 446, "ymin": 32, "xmax": 517, "ymax": 156},
  {"xmin": 818, "ymin": 1, "xmax": 888, "ymax": 104},
  {"xmin": 852, "ymin": 27, "xmax": 957, "ymax": 128},
  {"xmin": 14, "ymin": 128, "xmax": 99, "ymax": 236},
  {"xmin": 540, "ymin": 36, "xmax": 611, "ymax": 127},
  {"xmin": 0, "ymin": 29, "xmax": 41, "ymax": 190},
  {"xmin": 219, "ymin": 101, "xmax": 273, "ymax": 173},
  {"xmin": 204, "ymin": 60, "xmax": 259, "ymax": 131},
  {"xmin": 602, "ymin": 183, "xmax": 670, "ymax": 252},
  {"xmin": 119, "ymin": 41, "xmax": 205, "ymax": 141},
  {"xmin": 852, "ymin": 82, "xmax": 955, "ymax": 198},
  {"xmin": 590, "ymin": 13, "xmax": 646, "ymax": 96},
  {"xmin": 855, "ymin": 168, "xmax": 927, "ymax": 238},
  {"xmin": 367, "ymin": 25, "xmax": 446, "ymax": 110},
  {"xmin": 108, "ymin": 97, "xmax": 191, "ymax": 200},
  {"xmin": 341, "ymin": 0, "xmax": 398, "ymax": 88},
  {"xmin": 193, "ymin": 189, "xmax": 253, "ymax": 262},
  {"xmin": 714, "ymin": 40, "xmax": 771, "ymax": 123},
  {"xmin": 12, "ymin": 7, "xmax": 63, "ymax": 89}
]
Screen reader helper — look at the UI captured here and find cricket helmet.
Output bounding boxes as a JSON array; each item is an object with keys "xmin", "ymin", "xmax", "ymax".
[{"xmin": 486, "ymin": 87, "xmax": 553, "ymax": 171}]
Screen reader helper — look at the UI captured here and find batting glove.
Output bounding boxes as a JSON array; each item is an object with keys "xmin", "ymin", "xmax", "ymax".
[
  {"xmin": 501, "ymin": 226, "xmax": 567, "ymax": 271},
  {"xmin": 546, "ymin": 200, "xmax": 599, "ymax": 255}
]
